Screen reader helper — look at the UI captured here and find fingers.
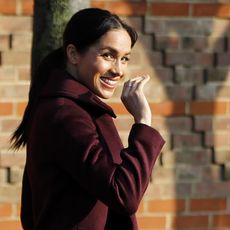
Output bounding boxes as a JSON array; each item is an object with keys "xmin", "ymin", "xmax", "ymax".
[{"xmin": 126, "ymin": 75, "xmax": 150, "ymax": 91}]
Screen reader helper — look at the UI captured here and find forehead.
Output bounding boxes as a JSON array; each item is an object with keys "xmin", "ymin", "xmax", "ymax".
[{"xmin": 95, "ymin": 29, "xmax": 132, "ymax": 54}]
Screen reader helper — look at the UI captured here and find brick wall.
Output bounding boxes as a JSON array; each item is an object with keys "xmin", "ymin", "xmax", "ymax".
[{"xmin": 0, "ymin": 0, "xmax": 230, "ymax": 229}]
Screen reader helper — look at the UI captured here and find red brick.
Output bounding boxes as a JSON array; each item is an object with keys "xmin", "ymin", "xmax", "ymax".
[
  {"xmin": 91, "ymin": 1, "xmax": 106, "ymax": 9},
  {"xmin": 193, "ymin": 4, "xmax": 230, "ymax": 18},
  {"xmin": 0, "ymin": 203, "xmax": 12, "ymax": 216},
  {"xmin": 137, "ymin": 216, "xmax": 166, "ymax": 229},
  {"xmin": 148, "ymin": 199, "xmax": 185, "ymax": 212},
  {"xmin": 0, "ymin": 221, "xmax": 22, "ymax": 230},
  {"xmin": 16, "ymin": 102, "xmax": 27, "ymax": 116},
  {"xmin": 213, "ymin": 214, "xmax": 230, "ymax": 227},
  {"xmin": 190, "ymin": 101, "xmax": 228, "ymax": 115},
  {"xmin": 0, "ymin": 0, "xmax": 16, "ymax": 14},
  {"xmin": 172, "ymin": 215, "xmax": 209, "ymax": 228},
  {"xmin": 107, "ymin": 2, "xmax": 147, "ymax": 16},
  {"xmin": 151, "ymin": 3, "xmax": 189, "ymax": 17},
  {"xmin": 22, "ymin": 0, "xmax": 34, "ymax": 15},
  {"xmin": 0, "ymin": 102, "xmax": 13, "ymax": 116},
  {"xmin": 190, "ymin": 198, "xmax": 227, "ymax": 211},
  {"xmin": 150, "ymin": 102, "xmax": 186, "ymax": 116}
]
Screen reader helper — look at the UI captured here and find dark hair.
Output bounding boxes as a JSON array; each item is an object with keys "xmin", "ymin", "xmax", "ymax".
[{"xmin": 11, "ymin": 8, "xmax": 138, "ymax": 149}]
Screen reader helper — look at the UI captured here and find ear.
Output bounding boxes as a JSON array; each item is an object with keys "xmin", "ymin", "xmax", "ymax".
[{"xmin": 66, "ymin": 44, "xmax": 79, "ymax": 65}]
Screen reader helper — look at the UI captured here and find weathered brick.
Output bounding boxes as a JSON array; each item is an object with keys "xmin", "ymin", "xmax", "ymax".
[
  {"xmin": 0, "ymin": 168, "xmax": 7, "ymax": 183},
  {"xmin": 175, "ymin": 66, "xmax": 204, "ymax": 85},
  {"xmin": 205, "ymin": 132, "xmax": 230, "ymax": 148},
  {"xmin": 195, "ymin": 84, "xmax": 218, "ymax": 100},
  {"xmin": 152, "ymin": 166, "xmax": 175, "ymax": 183},
  {"xmin": 11, "ymin": 33, "xmax": 32, "ymax": 51},
  {"xmin": 154, "ymin": 35, "xmax": 180, "ymax": 50},
  {"xmin": 165, "ymin": 85, "xmax": 193, "ymax": 101},
  {"xmin": 194, "ymin": 116, "xmax": 213, "ymax": 131},
  {"xmin": 0, "ymin": 66, "xmax": 17, "ymax": 81},
  {"xmin": 215, "ymin": 150, "xmax": 230, "ymax": 164},
  {"xmin": 18, "ymin": 66, "xmax": 31, "ymax": 81},
  {"xmin": 173, "ymin": 133, "xmax": 202, "ymax": 149},
  {"xmin": 176, "ymin": 165, "xmax": 201, "ymax": 183},
  {"xmin": 0, "ymin": 118, "xmax": 19, "ymax": 133},
  {"xmin": 162, "ymin": 149, "xmax": 212, "ymax": 166},
  {"xmin": 217, "ymin": 85, "xmax": 230, "ymax": 99},
  {"xmin": 0, "ymin": 83, "xmax": 29, "ymax": 100},
  {"xmin": 0, "ymin": 185, "xmax": 21, "ymax": 202},
  {"xmin": 1, "ymin": 51, "xmax": 31, "ymax": 66},
  {"xmin": 193, "ymin": 182, "xmax": 230, "ymax": 198},
  {"xmin": 0, "ymin": 152, "xmax": 26, "ymax": 167},
  {"xmin": 0, "ymin": 34, "xmax": 10, "ymax": 51},
  {"xmin": 165, "ymin": 117, "xmax": 192, "ymax": 133},
  {"xmin": 0, "ymin": 16, "xmax": 32, "ymax": 33},
  {"xmin": 201, "ymin": 165, "xmax": 222, "ymax": 182},
  {"xmin": 217, "ymin": 53, "xmax": 230, "ymax": 66},
  {"xmin": 205, "ymin": 67, "xmax": 230, "ymax": 82},
  {"xmin": 9, "ymin": 166, "xmax": 23, "ymax": 184},
  {"xmin": 144, "ymin": 19, "xmax": 165, "ymax": 34},
  {"xmin": 182, "ymin": 36, "xmax": 225, "ymax": 52},
  {"xmin": 165, "ymin": 51, "xmax": 214, "ymax": 66}
]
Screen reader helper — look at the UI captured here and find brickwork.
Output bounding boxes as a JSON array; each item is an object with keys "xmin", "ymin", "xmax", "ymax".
[{"xmin": 0, "ymin": 0, "xmax": 230, "ymax": 229}]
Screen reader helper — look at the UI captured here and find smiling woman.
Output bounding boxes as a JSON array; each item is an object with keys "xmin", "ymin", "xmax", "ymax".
[{"xmin": 10, "ymin": 8, "xmax": 165, "ymax": 230}]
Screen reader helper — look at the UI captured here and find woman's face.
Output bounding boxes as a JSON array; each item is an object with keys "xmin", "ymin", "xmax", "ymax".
[{"xmin": 75, "ymin": 29, "xmax": 132, "ymax": 99}]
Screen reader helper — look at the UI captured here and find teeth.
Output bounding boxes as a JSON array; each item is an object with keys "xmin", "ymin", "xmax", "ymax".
[{"xmin": 101, "ymin": 77, "xmax": 117, "ymax": 86}]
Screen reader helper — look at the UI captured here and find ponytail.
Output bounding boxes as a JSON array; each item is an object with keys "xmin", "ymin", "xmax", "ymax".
[{"xmin": 11, "ymin": 48, "xmax": 65, "ymax": 149}]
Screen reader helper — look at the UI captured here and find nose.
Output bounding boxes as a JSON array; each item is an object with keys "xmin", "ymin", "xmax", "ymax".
[{"xmin": 111, "ymin": 60, "xmax": 123, "ymax": 76}]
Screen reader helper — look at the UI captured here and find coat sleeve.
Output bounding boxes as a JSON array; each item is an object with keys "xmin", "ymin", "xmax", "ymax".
[{"xmin": 52, "ymin": 101, "xmax": 165, "ymax": 215}]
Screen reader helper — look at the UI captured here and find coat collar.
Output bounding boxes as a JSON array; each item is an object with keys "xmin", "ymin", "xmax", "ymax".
[{"xmin": 40, "ymin": 69, "xmax": 116, "ymax": 118}]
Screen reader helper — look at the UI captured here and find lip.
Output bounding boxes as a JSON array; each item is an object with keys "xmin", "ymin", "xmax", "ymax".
[{"xmin": 100, "ymin": 76, "xmax": 119, "ymax": 89}]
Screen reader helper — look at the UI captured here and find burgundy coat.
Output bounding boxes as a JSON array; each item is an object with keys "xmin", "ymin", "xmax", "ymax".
[{"xmin": 21, "ymin": 69, "xmax": 165, "ymax": 230}]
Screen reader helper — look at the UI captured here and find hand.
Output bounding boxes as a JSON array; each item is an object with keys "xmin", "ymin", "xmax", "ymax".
[{"xmin": 121, "ymin": 75, "xmax": 152, "ymax": 126}]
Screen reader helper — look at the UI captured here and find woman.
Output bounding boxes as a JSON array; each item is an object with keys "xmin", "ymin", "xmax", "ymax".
[{"xmin": 11, "ymin": 8, "xmax": 165, "ymax": 230}]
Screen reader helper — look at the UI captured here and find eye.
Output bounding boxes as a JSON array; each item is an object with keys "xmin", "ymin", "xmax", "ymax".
[
  {"xmin": 121, "ymin": 56, "xmax": 130, "ymax": 64},
  {"xmin": 102, "ymin": 52, "xmax": 114, "ymax": 61}
]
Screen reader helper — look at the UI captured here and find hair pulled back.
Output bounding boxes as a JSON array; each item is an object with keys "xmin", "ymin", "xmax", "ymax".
[{"xmin": 11, "ymin": 8, "xmax": 138, "ymax": 149}]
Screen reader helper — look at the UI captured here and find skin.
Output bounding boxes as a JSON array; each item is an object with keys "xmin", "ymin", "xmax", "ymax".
[{"xmin": 66, "ymin": 28, "xmax": 151, "ymax": 126}]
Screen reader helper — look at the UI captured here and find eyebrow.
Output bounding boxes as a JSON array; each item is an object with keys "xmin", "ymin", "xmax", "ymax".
[{"xmin": 100, "ymin": 46, "xmax": 131, "ymax": 56}]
